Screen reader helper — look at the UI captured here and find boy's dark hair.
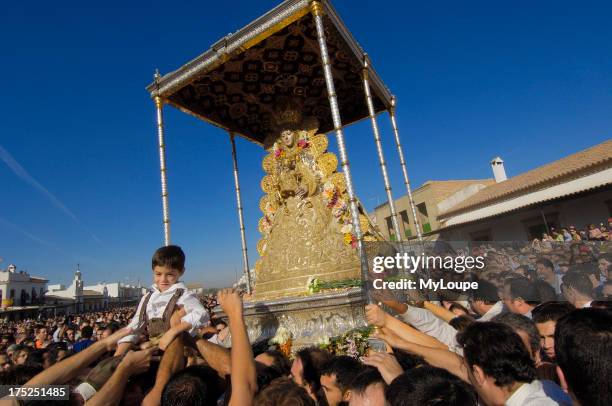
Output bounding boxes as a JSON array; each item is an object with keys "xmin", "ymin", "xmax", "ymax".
[
  {"xmin": 457, "ymin": 322, "xmax": 536, "ymax": 387},
  {"xmin": 320, "ymin": 355, "xmax": 364, "ymax": 392},
  {"xmin": 532, "ymin": 301, "xmax": 574, "ymax": 324},
  {"xmin": 254, "ymin": 377, "xmax": 315, "ymax": 406},
  {"xmin": 562, "ymin": 271, "xmax": 593, "ymax": 297},
  {"xmin": 260, "ymin": 350, "xmax": 291, "ymax": 376},
  {"xmin": 471, "ymin": 279, "xmax": 499, "ymax": 304},
  {"xmin": 295, "ymin": 347, "xmax": 332, "ymax": 395},
  {"xmin": 80, "ymin": 326, "xmax": 94, "ymax": 339},
  {"xmin": 255, "ymin": 362, "xmax": 284, "ymax": 394},
  {"xmin": 152, "ymin": 245, "xmax": 186, "ymax": 271},
  {"xmin": 392, "ymin": 349, "xmax": 426, "ymax": 371},
  {"xmin": 161, "ymin": 365, "xmax": 224, "ymax": 406},
  {"xmin": 492, "ymin": 313, "xmax": 540, "ymax": 355},
  {"xmin": 555, "ymin": 309, "xmax": 612, "ymax": 406},
  {"xmin": 506, "ymin": 277, "xmax": 541, "ymax": 305},
  {"xmin": 385, "ymin": 366, "xmax": 477, "ymax": 406},
  {"xmin": 449, "ymin": 315, "xmax": 475, "ymax": 332},
  {"xmin": 347, "ymin": 367, "xmax": 384, "ymax": 395}
]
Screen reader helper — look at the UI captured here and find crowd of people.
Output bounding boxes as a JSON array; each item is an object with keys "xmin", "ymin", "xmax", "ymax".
[
  {"xmin": 535, "ymin": 218, "xmax": 612, "ymax": 243},
  {"xmin": 0, "ymin": 243, "xmax": 609, "ymax": 406}
]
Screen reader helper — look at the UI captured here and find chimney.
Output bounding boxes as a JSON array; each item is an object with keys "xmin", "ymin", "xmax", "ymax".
[{"xmin": 491, "ymin": 156, "xmax": 507, "ymax": 183}]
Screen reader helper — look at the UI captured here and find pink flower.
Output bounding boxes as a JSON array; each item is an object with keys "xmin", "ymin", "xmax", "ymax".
[
  {"xmin": 274, "ymin": 148, "xmax": 283, "ymax": 158},
  {"xmin": 297, "ymin": 139, "xmax": 309, "ymax": 149}
]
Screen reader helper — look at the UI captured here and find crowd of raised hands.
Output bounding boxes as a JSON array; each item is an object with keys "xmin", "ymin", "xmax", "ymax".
[{"xmin": 0, "ymin": 285, "xmax": 610, "ymax": 406}]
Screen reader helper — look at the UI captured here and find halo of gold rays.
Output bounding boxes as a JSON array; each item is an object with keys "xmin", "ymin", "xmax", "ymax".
[
  {"xmin": 262, "ymin": 154, "xmax": 275, "ymax": 174},
  {"xmin": 316, "ymin": 152, "xmax": 338, "ymax": 177},
  {"xmin": 261, "ymin": 174, "xmax": 277, "ymax": 194},
  {"xmin": 309, "ymin": 133, "xmax": 328, "ymax": 158},
  {"xmin": 329, "ymin": 172, "xmax": 347, "ymax": 193}
]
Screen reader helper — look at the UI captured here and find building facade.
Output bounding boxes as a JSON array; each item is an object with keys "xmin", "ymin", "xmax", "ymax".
[
  {"xmin": 436, "ymin": 140, "xmax": 612, "ymax": 241},
  {"xmin": 0, "ymin": 264, "xmax": 48, "ymax": 308},
  {"xmin": 370, "ymin": 179, "xmax": 495, "ymax": 240}
]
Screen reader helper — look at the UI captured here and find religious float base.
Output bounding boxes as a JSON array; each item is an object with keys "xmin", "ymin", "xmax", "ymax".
[{"xmin": 241, "ymin": 288, "xmax": 366, "ymax": 349}]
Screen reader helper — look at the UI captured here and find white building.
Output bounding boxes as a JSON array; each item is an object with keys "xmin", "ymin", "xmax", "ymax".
[
  {"xmin": 0, "ymin": 264, "xmax": 48, "ymax": 308},
  {"xmin": 46, "ymin": 266, "xmax": 108, "ymax": 313},
  {"xmin": 85, "ymin": 282, "xmax": 145, "ymax": 306}
]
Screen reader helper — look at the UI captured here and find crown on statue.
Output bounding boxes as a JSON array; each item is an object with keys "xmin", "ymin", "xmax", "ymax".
[{"xmin": 272, "ymin": 97, "xmax": 303, "ymax": 129}]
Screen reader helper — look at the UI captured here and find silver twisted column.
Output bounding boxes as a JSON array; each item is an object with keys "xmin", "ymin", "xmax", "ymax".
[
  {"xmin": 229, "ymin": 132, "xmax": 252, "ymax": 294},
  {"xmin": 389, "ymin": 96, "xmax": 422, "ymax": 241},
  {"xmin": 154, "ymin": 71, "xmax": 171, "ymax": 245},
  {"xmin": 311, "ymin": 1, "xmax": 372, "ymax": 302},
  {"xmin": 363, "ymin": 57, "xmax": 402, "ymax": 242}
]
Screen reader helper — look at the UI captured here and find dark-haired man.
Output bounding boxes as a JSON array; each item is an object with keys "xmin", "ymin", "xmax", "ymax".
[
  {"xmin": 469, "ymin": 279, "xmax": 505, "ymax": 321},
  {"xmin": 537, "ymin": 258, "xmax": 562, "ymax": 294},
  {"xmin": 555, "ymin": 308, "xmax": 612, "ymax": 406},
  {"xmin": 385, "ymin": 366, "xmax": 477, "ymax": 406},
  {"xmin": 320, "ymin": 356, "xmax": 364, "ymax": 406},
  {"xmin": 532, "ymin": 302, "xmax": 573, "ymax": 361},
  {"xmin": 347, "ymin": 368, "xmax": 386, "ymax": 406},
  {"xmin": 502, "ymin": 277, "xmax": 540, "ymax": 318},
  {"xmin": 161, "ymin": 365, "xmax": 224, "ymax": 406},
  {"xmin": 458, "ymin": 322, "xmax": 558, "ymax": 405},
  {"xmin": 561, "ymin": 271, "xmax": 594, "ymax": 309},
  {"xmin": 72, "ymin": 325, "xmax": 94, "ymax": 353}
]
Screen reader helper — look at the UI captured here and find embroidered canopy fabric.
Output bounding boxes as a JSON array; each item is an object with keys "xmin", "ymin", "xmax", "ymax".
[{"xmin": 146, "ymin": 0, "xmax": 392, "ymax": 145}]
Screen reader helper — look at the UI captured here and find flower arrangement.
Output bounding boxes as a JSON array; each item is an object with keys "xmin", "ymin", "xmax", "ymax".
[
  {"xmin": 306, "ymin": 277, "xmax": 362, "ymax": 294},
  {"xmin": 273, "ymin": 142, "xmax": 285, "ymax": 159},
  {"xmin": 297, "ymin": 138, "xmax": 310, "ymax": 149},
  {"xmin": 306, "ymin": 277, "xmax": 322, "ymax": 294},
  {"xmin": 318, "ymin": 326, "xmax": 374, "ymax": 358},
  {"xmin": 269, "ymin": 326, "xmax": 293, "ymax": 357}
]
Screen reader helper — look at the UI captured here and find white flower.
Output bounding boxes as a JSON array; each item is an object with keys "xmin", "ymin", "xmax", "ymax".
[{"xmin": 269, "ymin": 326, "xmax": 292, "ymax": 345}]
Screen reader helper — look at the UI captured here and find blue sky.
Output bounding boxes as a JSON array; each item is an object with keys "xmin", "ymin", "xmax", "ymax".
[{"xmin": 1, "ymin": 0, "xmax": 611, "ymax": 287}]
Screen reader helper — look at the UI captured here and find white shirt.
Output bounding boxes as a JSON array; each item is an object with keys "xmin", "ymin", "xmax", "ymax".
[
  {"xmin": 400, "ymin": 306, "xmax": 462, "ymax": 354},
  {"xmin": 477, "ymin": 301, "xmax": 504, "ymax": 322},
  {"xmin": 52, "ymin": 328, "xmax": 62, "ymax": 343},
  {"xmin": 118, "ymin": 282, "xmax": 210, "ymax": 344},
  {"xmin": 506, "ymin": 380, "xmax": 559, "ymax": 406}
]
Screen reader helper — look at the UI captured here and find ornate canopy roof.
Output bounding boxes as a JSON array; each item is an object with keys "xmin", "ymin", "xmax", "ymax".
[{"xmin": 146, "ymin": 0, "xmax": 392, "ymax": 145}]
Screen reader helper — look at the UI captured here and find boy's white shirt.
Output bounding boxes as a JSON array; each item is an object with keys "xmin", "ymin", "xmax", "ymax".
[{"xmin": 118, "ymin": 281, "xmax": 210, "ymax": 344}]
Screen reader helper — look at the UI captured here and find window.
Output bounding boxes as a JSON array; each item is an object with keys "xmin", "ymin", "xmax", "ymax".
[
  {"xmin": 522, "ymin": 212, "xmax": 559, "ymax": 240},
  {"xmin": 385, "ymin": 216, "xmax": 396, "ymax": 240},
  {"xmin": 416, "ymin": 203, "xmax": 431, "ymax": 232},
  {"xmin": 10, "ymin": 289, "xmax": 15, "ymax": 299},
  {"xmin": 470, "ymin": 229, "xmax": 492, "ymax": 242},
  {"xmin": 400, "ymin": 210, "xmax": 412, "ymax": 237}
]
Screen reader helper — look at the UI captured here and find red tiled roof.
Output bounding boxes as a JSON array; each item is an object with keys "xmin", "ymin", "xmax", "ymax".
[{"xmin": 439, "ymin": 140, "xmax": 612, "ymax": 218}]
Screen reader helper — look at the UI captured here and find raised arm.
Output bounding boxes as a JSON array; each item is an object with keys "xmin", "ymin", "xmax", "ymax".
[
  {"xmin": 366, "ymin": 304, "xmax": 447, "ymax": 349},
  {"xmin": 374, "ymin": 327, "xmax": 468, "ymax": 382},
  {"xmin": 25, "ymin": 328, "xmax": 132, "ymax": 386},
  {"xmin": 424, "ymin": 301, "xmax": 459, "ymax": 323},
  {"xmin": 86, "ymin": 347, "xmax": 158, "ymax": 406},
  {"xmin": 195, "ymin": 338, "xmax": 232, "ymax": 377},
  {"xmin": 218, "ymin": 289, "xmax": 257, "ymax": 406}
]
